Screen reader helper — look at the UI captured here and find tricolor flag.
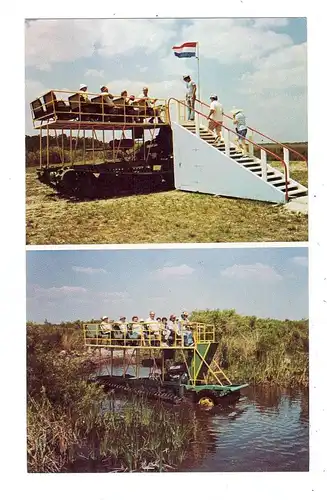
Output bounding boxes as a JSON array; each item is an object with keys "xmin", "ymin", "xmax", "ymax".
[{"xmin": 172, "ymin": 41, "xmax": 197, "ymax": 58}]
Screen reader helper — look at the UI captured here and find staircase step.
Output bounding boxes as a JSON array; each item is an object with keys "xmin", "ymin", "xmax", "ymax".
[
  {"xmin": 236, "ymin": 157, "xmax": 261, "ymax": 164},
  {"xmin": 281, "ymin": 184, "xmax": 308, "ymax": 194},
  {"xmin": 228, "ymin": 151, "xmax": 243, "ymax": 157},
  {"xmin": 269, "ymin": 179, "xmax": 290, "ymax": 187},
  {"xmin": 246, "ymin": 166, "xmax": 263, "ymax": 173},
  {"xmin": 288, "ymin": 189, "xmax": 308, "ymax": 198},
  {"xmin": 258, "ymin": 174, "xmax": 283, "ymax": 181}
]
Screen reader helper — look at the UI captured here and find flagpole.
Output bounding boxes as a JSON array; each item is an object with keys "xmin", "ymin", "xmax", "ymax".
[{"xmin": 196, "ymin": 42, "xmax": 201, "ymax": 102}]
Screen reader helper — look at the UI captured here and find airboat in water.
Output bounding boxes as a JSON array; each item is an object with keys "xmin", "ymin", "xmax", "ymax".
[{"xmin": 83, "ymin": 320, "xmax": 248, "ymax": 409}]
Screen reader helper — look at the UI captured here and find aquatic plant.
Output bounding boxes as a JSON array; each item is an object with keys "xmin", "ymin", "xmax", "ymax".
[
  {"xmin": 27, "ymin": 324, "xmax": 199, "ymax": 472},
  {"xmin": 190, "ymin": 309, "xmax": 308, "ymax": 386}
]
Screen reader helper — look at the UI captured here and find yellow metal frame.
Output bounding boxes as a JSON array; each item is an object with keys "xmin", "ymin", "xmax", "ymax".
[
  {"xmin": 83, "ymin": 321, "xmax": 230, "ymax": 386},
  {"xmin": 33, "ymin": 93, "xmax": 173, "ymax": 171},
  {"xmin": 83, "ymin": 321, "xmax": 215, "ymax": 349},
  {"xmin": 31, "ymin": 89, "xmax": 169, "ymax": 130}
]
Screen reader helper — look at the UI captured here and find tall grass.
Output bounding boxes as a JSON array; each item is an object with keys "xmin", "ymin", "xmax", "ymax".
[
  {"xmin": 190, "ymin": 309, "xmax": 308, "ymax": 386},
  {"xmin": 27, "ymin": 323, "xmax": 199, "ymax": 472}
]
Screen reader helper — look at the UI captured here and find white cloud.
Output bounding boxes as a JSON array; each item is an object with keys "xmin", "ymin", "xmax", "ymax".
[
  {"xmin": 98, "ymin": 291, "xmax": 130, "ymax": 304},
  {"xmin": 72, "ymin": 266, "xmax": 107, "ymax": 275},
  {"xmin": 25, "ymin": 19, "xmax": 99, "ymax": 69},
  {"xmin": 180, "ymin": 19, "xmax": 292, "ymax": 64},
  {"xmin": 253, "ymin": 19, "xmax": 289, "ymax": 29},
  {"xmin": 25, "ymin": 19, "xmax": 178, "ymax": 69},
  {"xmin": 136, "ymin": 66, "xmax": 149, "ymax": 73},
  {"xmin": 97, "ymin": 19, "xmax": 177, "ymax": 57},
  {"xmin": 100, "ymin": 291, "xmax": 129, "ymax": 299},
  {"xmin": 28, "ymin": 284, "xmax": 87, "ymax": 300},
  {"xmin": 85, "ymin": 69, "xmax": 105, "ymax": 78},
  {"xmin": 37, "ymin": 62, "xmax": 51, "ymax": 72},
  {"xmin": 152, "ymin": 264, "xmax": 195, "ymax": 279},
  {"xmin": 291, "ymin": 256, "xmax": 308, "ymax": 267},
  {"xmin": 221, "ymin": 263, "xmax": 283, "ymax": 283},
  {"xmin": 239, "ymin": 43, "xmax": 307, "ymax": 93}
]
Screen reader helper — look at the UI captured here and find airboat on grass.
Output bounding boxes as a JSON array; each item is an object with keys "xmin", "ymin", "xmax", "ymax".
[
  {"xmin": 83, "ymin": 321, "xmax": 248, "ymax": 409},
  {"xmin": 30, "ymin": 90, "xmax": 174, "ymax": 198}
]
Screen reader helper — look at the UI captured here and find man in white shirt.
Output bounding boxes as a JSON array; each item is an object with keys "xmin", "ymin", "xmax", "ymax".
[
  {"xmin": 146, "ymin": 311, "xmax": 160, "ymax": 338},
  {"xmin": 100, "ymin": 315, "xmax": 112, "ymax": 335},
  {"xmin": 183, "ymin": 75, "xmax": 197, "ymax": 121},
  {"xmin": 207, "ymin": 95, "xmax": 224, "ymax": 143}
]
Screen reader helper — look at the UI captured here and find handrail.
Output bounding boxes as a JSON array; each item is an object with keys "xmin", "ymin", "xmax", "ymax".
[
  {"xmin": 168, "ymin": 97, "xmax": 290, "ymax": 201},
  {"xmin": 195, "ymin": 98, "xmax": 308, "ymax": 166},
  {"xmin": 31, "ymin": 89, "xmax": 169, "ymax": 128}
]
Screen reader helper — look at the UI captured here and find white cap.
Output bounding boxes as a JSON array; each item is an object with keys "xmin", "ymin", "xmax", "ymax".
[
  {"xmin": 231, "ymin": 107, "xmax": 243, "ymax": 115},
  {"xmin": 80, "ymin": 83, "xmax": 87, "ymax": 90},
  {"xmin": 210, "ymin": 94, "xmax": 218, "ymax": 100},
  {"xmin": 101, "ymin": 315, "xmax": 108, "ymax": 320},
  {"xmin": 139, "ymin": 318, "xmax": 144, "ymax": 322}
]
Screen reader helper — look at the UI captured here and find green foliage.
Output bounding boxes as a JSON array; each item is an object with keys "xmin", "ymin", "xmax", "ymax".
[
  {"xmin": 27, "ymin": 323, "xmax": 197, "ymax": 472},
  {"xmin": 190, "ymin": 309, "xmax": 309, "ymax": 386}
]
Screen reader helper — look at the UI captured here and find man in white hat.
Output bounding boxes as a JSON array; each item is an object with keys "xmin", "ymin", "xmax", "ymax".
[
  {"xmin": 118, "ymin": 315, "xmax": 128, "ymax": 336},
  {"xmin": 183, "ymin": 75, "xmax": 197, "ymax": 121},
  {"xmin": 231, "ymin": 107, "xmax": 248, "ymax": 155},
  {"xmin": 100, "ymin": 315, "xmax": 112, "ymax": 335},
  {"xmin": 207, "ymin": 95, "xmax": 223, "ymax": 143},
  {"xmin": 178, "ymin": 311, "xmax": 194, "ymax": 347},
  {"xmin": 79, "ymin": 84, "xmax": 90, "ymax": 102}
]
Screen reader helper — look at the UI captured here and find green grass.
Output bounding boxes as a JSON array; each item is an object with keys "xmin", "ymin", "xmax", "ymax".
[
  {"xmin": 27, "ymin": 323, "xmax": 200, "ymax": 473},
  {"xmin": 191, "ymin": 309, "xmax": 309, "ymax": 387},
  {"xmin": 270, "ymin": 161, "xmax": 308, "ymax": 188},
  {"xmin": 26, "ymin": 165, "xmax": 308, "ymax": 244}
]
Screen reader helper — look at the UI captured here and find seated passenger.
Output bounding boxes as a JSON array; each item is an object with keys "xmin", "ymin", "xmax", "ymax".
[
  {"xmin": 139, "ymin": 318, "xmax": 148, "ymax": 337},
  {"xmin": 167, "ymin": 314, "xmax": 180, "ymax": 345},
  {"xmin": 146, "ymin": 311, "xmax": 160, "ymax": 343},
  {"xmin": 79, "ymin": 84, "xmax": 90, "ymax": 102},
  {"xmin": 100, "ymin": 315, "xmax": 112, "ymax": 336},
  {"xmin": 120, "ymin": 90, "xmax": 139, "ymax": 121},
  {"xmin": 121, "ymin": 90, "xmax": 130, "ymax": 104},
  {"xmin": 179, "ymin": 311, "xmax": 194, "ymax": 346},
  {"xmin": 129, "ymin": 315, "xmax": 143, "ymax": 340},
  {"xmin": 100, "ymin": 86, "xmax": 115, "ymax": 107},
  {"xmin": 160, "ymin": 316, "xmax": 170, "ymax": 346},
  {"xmin": 118, "ymin": 316, "xmax": 128, "ymax": 336},
  {"xmin": 129, "ymin": 95, "xmax": 142, "ymax": 122},
  {"xmin": 136, "ymin": 86, "xmax": 163, "ymax": 123}
]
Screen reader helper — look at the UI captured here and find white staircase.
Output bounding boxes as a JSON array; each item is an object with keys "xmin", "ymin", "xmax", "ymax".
[{"xmin": 178, "ymin": 121, "xmax": 307, "ymax": 203}]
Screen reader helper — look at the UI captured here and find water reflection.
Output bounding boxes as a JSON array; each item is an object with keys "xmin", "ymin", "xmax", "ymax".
[
  {"xmin": 97, "ymin": 362, "xmax": 309, "ymax": 472},
  {"xmin": 181, "ymin": 385, "xmax": 309, "ymax": 472}
]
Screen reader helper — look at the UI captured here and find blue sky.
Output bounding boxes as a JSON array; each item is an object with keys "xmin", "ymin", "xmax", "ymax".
[
  {"xmin": 25, "ymin": 18, "xmax": 307, "ymax": 141},
  {"xmin": 26, "ymin": 247, "xmax": 308, "ymax": 323}
]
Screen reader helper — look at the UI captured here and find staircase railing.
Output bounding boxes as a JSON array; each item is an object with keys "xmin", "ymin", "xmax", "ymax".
[
  {"xmin": 168, "ymin": 97, "xmax": 290, "ymax": 201},
  {"xmin": 195, "ymin": 98, "xmax": 308, "ymax": 169}
]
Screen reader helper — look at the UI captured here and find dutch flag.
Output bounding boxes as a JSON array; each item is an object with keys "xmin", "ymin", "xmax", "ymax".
[{"xmin": 172, "ymin": 41, "xmax": 197, "ymax": 58}]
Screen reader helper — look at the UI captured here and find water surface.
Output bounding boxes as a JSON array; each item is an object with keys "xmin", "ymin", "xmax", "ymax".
[{"xmin": 181, "ymin": 385, "xmax": 309, "ymax": 472}]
